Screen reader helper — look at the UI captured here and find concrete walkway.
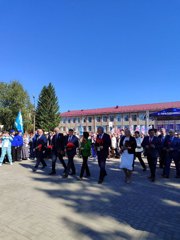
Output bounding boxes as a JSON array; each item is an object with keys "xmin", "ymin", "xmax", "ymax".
[{"xmin": 0, "ymin": 157, "xmax": 179, "ymax": 240}]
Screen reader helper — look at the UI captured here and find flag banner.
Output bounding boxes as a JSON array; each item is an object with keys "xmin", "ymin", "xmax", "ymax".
[{"xmin": 15, "ymin": 111, "xmax": 24, "ymax": 133}]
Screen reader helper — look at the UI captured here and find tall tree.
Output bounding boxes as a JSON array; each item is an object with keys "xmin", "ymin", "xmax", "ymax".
[
  {"xmin": 0, "ymin": 81, "xmax": 33, "ymax": 131},
  {"xmin": 36, "ymin": 83, "xmax": 60, "ymax": 131}
]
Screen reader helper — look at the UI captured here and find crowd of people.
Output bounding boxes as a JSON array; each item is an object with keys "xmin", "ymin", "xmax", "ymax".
[{"xmin": 0, "ymin": 127, "xmax": 180, "ymax": 184}]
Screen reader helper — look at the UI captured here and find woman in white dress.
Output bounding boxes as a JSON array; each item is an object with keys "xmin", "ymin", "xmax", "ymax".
[{"xmin": 119, "ymin": 129, "xmax": 137, "ymax": 183}]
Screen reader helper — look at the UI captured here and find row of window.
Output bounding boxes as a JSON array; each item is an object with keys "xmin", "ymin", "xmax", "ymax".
[
  {"xmin": 62, "ymin": 113, "xmax": 146, "ymax": 124},
  {"xmin": 61, "ymin": 124, "xmax": 149, "ymax": 133}
]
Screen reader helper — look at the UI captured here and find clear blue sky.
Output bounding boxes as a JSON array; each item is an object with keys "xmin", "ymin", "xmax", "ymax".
[{"xmin": 0, "ymin": 0, "xmax": 180, "ymax": 112}]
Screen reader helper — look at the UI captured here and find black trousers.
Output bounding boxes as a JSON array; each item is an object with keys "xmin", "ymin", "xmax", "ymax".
[
  {"xmin": 159, "ymin": 150, "xmax": 166, "ymax": 168},
  {"xmin": 65, "ymin": 155, "xmax": 76, "ymax": 175},
  {"xmin": 134, "ymin": 152, "xmax": 146, "ymax": 169},
  {"xmin": 35, "ymin": 152, "xmax": 47, "ymax": 168},
  {"xmin": 80, "ymin": 156, "xmax": 90, "ymax": 178},
  {"xmin": 147, "ymin": 155, "xmax": 157, "ymax": 178},
  {"xmin": 51, "ymin": 151, "xmax": 67, "ymax": 172},
  {"xmin": 12, "ymin": 146, "xmax": 22, "ymax": 161},
  {"xmin": 97, "ymin": 154, "xmax": 107, "ymax": 181}
]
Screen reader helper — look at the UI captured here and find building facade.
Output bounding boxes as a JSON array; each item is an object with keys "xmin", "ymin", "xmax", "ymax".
[{"xmin": 60, "ymin": 102, "xmax": 180, "ymax": 134}]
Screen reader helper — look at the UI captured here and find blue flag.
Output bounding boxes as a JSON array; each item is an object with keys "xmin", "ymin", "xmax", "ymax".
[{"xmin": 15, "ymin": 111, "xmax": 24, "ymax": 133}]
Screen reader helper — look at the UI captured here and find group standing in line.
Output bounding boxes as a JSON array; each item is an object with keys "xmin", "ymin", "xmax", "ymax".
[{"xmin": 0, "ymin": 126, "xmax": 180, "ymax": 184}]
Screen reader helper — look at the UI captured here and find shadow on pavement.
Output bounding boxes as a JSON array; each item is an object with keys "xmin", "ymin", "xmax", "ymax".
[{"xmin": 20, "ymin": 158, "xmax": 180, "ymax": 240}]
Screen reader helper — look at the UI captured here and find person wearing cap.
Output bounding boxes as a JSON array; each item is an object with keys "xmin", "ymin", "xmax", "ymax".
[
  {"xmin": 162, "ymin": 129, "xmax": 180, "ymax": 178},
  {"xmin": 63, "ymin": 129, "xmax": 79, "ymax": 178},
  {"xmin": 95, "ymin": 127, "xmax": 111, "ymax": 184},
  {"xmin": 49, "ymin": 127, "xmax": 67, "ymax": 175},
  {"xmin": 11, "ymin": 130, "xmax": 23, "ymax": 162},
  {"xmin": 142, "ymin": 128, "xmax": 160, "ymax": 182}
]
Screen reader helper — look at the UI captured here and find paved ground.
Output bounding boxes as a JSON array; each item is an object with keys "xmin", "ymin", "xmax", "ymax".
[{"xmin": 0, "ymin": 156, "xmax": 180, "ymax": 240}]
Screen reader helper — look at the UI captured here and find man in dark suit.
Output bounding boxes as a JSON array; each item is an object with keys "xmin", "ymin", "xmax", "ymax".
[
  {"xmin": 63, "ymin": 129, "xmax": 79, "ymax": 178},
  {"xmin": 158, "ymin": 128, "xmax": 166, "ymax": 168},
  {"xmin": 49, "ymin": 127, "xmax": 67, "ymax": 175},
  {"xmin": 33, "ymin": 129, "xmax": 47, "ymax": 172},
  {"xmin": 162, "ymin": 129, "xmax": 180, "ymax": 178},
  {"xmin": 95, "ymin": 127, "xmax": 111, "ymax": 184},
  {"xmin": 142, "ymin": 128, "xmax": 160, "ymax": 182}
]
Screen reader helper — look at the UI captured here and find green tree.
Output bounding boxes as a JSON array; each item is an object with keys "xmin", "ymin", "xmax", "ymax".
[
  {"xmin": 36, "ymin": 83, "xmax": 60, "ymax": 131},
  {"xmin": 0, "ymin": 81, "xmax": 33, "ymax": 131}
]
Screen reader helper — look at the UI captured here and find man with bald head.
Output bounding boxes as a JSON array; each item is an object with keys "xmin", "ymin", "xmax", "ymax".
[
  {"xmin": 95, "ymin": 127, "xmax": 111, "ymax": 184},
  {"xmin": 49, "ymin": 127, "xmax": 66, "ymax": 175},
  {"xmin": 33, "ymin": 129, "xmax": 47, "ymax": 172}
]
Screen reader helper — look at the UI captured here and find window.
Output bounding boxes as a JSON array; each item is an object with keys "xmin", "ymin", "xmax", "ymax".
[
  {"xmin": 131, "ymin": 114, "xmax": 137, "ymax": 121},
  {"xmin": 116, "ymin": 115, "xmax": 121, "ymax": 122},
  {"xmin": 88, "ymin": 117, "xmax": 92, "ymax": 122},
  {"xmin": 102, "ymin": 116, "xmax": 108, "ymax": 122},
  {"xmin": 96, "ymin": 116, "xmax": 101, "ymax": 122},
  {"xmin": 88, "ymin": 126, "xmax": 92, "ymax": 131},
  {"xmin": 83, "ymin": 126, "xmax": 86, "ymax": 131},
  {"xmin": 73, "ymin": 118, "xmax": 76, "ymax": 123},
  {"xmin": 124, "ymin": 114, "xmax": 129, "ymax": 121},
  {"xmin": 62, "ymin": 118, "xmax": 66, "ymax": 123},
  {"xmin": 83, "ymin": 118, "xmax": 86, "ymax": 123},
  {"xmin": 68, "ymin": 118, "xmax": 71, "ymax": 123},
  {"xmin": 109, "ymin": 115, "xmax": 114, "ymax": 122},
  {"xmin": 139, "ymin": 113, "xmax": 145, "ymax": 120},
  {"xmin": 77, "ymin": 118, "xmax": 80, "ymax": 123}
]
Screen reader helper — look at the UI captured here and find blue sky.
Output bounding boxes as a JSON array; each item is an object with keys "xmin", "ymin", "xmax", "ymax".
[{"xmin": 0, "ymin": 0, "xmax": 180, "ymax": 113}]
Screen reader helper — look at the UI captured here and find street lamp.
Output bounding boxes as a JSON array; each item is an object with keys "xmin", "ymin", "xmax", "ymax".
[{"xmin": 33, "ymin": 96, "xmax": 36, "ymax": 133}]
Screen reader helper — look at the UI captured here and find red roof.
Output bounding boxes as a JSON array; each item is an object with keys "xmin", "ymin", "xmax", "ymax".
[{"xmin": 61, "ymin": 101, "xmax": 180, "ymax": 117}]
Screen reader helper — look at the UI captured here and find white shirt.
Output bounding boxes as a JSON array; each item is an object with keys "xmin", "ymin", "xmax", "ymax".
[
  {"xmin": 111, "ymin": 136, "xmax": 117, "ymax": 148},
  {"xmin": 135, "ymin": 137, "xmax": 143, "ymax": 152}
]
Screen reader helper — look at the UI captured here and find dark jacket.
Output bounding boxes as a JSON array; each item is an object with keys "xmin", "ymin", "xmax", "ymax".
[
  {"xmin": 51, "ymin": 133, "xmax": 65, "ymax": 152},
  {"xmin": 142, "ymin": 136, "xmax": 160, "ymax": 158},
  {"xmin": 35, "ymin": 134, "xmax": 47, "ymax": 153},
  {"xmin": 163, "ymin": 135, "xmax": 179, "ymax": 158},
  {"xmin": 120, "ymin": 136, "xmax": 137, "ymax": 154},
  {"xmin": 65, "ymin": 135, "xmax": 79, "ymax": 157},
  {"xmin": 95, "ymin": 133, "xmax": 111, "ymax": 158}
]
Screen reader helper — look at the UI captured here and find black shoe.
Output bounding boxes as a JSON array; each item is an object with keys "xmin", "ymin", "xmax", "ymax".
[
  {"xmin": 49, "ymin": 171, "xmax": 56, "ymax": 175},
  {"xmin": 32, "ymin": 167, "xmax": 37, "ymax": 172},
  {"xmin": 151, "ymin": 177, "xmax": 155, "ymax": 182},
  {"xmin": 62, "ymin": 174, "xmax": 68, "ymax": 178},
  {"xmin": 98, "ymin": 179, "xmax": 103, "ymax": 184},
  {"xmin": 143, "ymin": 168, "xmax": 147, "ymax": 171},
  {"xmin": 162, "ymin": 174, "xmax": 169, "ymax": 178}
]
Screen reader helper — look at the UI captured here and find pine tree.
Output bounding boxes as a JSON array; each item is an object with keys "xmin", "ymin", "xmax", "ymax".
[{"xmin": 36, "ymin": 83, "xmax": 60, "ymax": 131}]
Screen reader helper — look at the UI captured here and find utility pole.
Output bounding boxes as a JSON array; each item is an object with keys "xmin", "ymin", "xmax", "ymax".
[
  {"xmin": 145, "ymin": 110, "xmax": 149, "ymax": 134},
  {"xmin": 33, "ymin": 96, "xmax": 36, "ymax": 133}
]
